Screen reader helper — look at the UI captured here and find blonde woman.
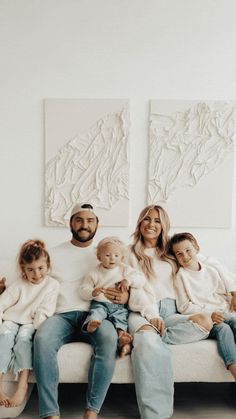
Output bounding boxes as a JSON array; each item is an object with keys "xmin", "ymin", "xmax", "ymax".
[{"xmin": 128, "ymin": 205, "xmax": 213, "ymax": 419}]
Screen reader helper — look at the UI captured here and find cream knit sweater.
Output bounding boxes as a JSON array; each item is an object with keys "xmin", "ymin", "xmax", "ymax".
[{"xmin": 0, "ymin": 276, "xmax": 59, "ymax": 329}]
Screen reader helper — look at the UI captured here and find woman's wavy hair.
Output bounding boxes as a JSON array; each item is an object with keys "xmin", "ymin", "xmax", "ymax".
[{"xmin": 131, "ymin": 205, "xmax": 177, "ymax": 279}]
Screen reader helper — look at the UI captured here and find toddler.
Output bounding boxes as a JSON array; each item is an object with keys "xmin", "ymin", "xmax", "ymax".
[
  {"xmin": 79, "ymin": 236, "xmax": 145, "ymax": 356},
  {"xmin": 169, "ymin": 232, "xmax": 236, "ymax": 380},
  {"xmin": 0, "ymin": 239, "xmax": 60, "ymax": 408}
]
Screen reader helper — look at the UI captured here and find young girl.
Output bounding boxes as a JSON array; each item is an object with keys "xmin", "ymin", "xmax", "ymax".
[
  {"xmin": 169, "ymin": 232, "xmax": 236, "ymax": 380},
  {"xmin": 0, "ymin": 239, "xmax": 60, "ymax": 408},
  {"xmin": 79, "ymin": 236, "xmax": 145, "ymax": 356}
]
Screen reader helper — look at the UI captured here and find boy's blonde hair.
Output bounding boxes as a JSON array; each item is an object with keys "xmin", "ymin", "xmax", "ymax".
[
  {"xmin": 96, "ymin": 236, "xmax": 126, "ymax": 260},
  {"xmin": 18, "ymin": 239, "xmax": 51, "ymax": 279},
  {"xmin": 168, "ymin": 232, "xmax": 200, "ymax": 256}
]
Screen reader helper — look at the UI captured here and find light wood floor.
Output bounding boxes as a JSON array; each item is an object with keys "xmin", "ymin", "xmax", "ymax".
[{"xmin": 20, "ymin": 382, "xmax": 235, "ymax": 418}]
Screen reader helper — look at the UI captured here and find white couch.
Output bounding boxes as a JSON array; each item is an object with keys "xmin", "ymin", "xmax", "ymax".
[{"xmin": 0, "ymin": 260, "xmax": 234, "ymax": 418}]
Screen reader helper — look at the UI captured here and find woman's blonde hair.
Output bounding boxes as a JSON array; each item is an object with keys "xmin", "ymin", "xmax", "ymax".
[
  {"xmin": 18, "ymin": 239, "xmax": 51, "ymax": 279},
  {"xmin": 131, "ymin": 205, "xmax": 176, "ymax": 279}
]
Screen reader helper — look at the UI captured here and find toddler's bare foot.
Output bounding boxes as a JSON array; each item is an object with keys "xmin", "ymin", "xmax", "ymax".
[
  {"xmin": 0, "ymin": 390, "xmax": 10, "ymax": 407},
  {"xmin": 8, "ymin": 384, "xmax": 28, "ymax": 407},
  {"xmin": 120, "ymin": 343, "xmax": 132, "ymax": 358},
  {"xmin": 118, "ymin": 330, "xmax": 133, "ymax": 357},
  {"xmin": 87, "ymin": 320, "xmax": 101, "ymax": 333},
  {"xmin": 118, "ymin": 330, "xmax": 133, "ymax": 345},
  {"xmin": 83, "ymin": 408, "xmax": 97, "ymax": 418}
]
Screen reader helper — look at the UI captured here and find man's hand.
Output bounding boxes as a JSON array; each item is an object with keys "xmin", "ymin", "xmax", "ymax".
[
  {"xmin": 211, "ymin": 311, "xmax": 224, "ymax": 324},
  {"xmin": 103, "ymin": 287, "xmax": 129, "ymax": 304},
  {"xmin": 0, "ymin": 277, "xmax": 6, "ymax": 295},
  {"xmin": 150, "ymin": 317, "xmax": 165, "ymax": 336},
  {"xmin": 92, "ymin": 287, "xmax": 104, "ymax": 297},
  {"xmin": 229, "ymin": 293, "xmax": 236, "ymax": 312}
]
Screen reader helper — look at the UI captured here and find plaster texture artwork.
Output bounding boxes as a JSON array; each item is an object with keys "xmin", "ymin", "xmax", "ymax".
[
  {"xmin": 45, "ymin": 99, "xmax": 130, "ymax": 227},
  {"xmin": 148, "ymin": 101, "xmax": 235, "ymax": 227}
]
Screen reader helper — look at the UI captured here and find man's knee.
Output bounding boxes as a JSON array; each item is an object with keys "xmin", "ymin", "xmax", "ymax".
[
  {"xmin": 189, "ymin": 313, "xmax": 213, "ymax": 332},
  {"xmin": 95, "ymin": 320, "xmax": 117, "ymax": 347}
]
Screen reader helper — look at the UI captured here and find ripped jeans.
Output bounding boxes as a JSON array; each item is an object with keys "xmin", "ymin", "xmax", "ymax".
[
  {"xmin": 129, "ymin": 298, "xmax": 209, "ymax": 344},
  {"xmin": 0, "ymin": 320, "xmax": 35, "ymax": 375}
]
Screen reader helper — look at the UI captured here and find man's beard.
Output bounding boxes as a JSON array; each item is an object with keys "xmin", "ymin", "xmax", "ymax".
[{"xmin": 71, "ymin": 227, "xmax": 97, "ymax": 243}]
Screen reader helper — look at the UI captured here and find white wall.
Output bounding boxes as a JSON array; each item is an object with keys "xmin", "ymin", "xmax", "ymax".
[{"xmin": 1, "ymin": 0, "xmax": 236, "ymax": 270}]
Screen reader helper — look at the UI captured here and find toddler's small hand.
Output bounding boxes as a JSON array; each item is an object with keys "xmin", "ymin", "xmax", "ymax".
[
  {"xmin": 117, "ymin": 279, "xmax": 130, "ymax": 293},
  {"xmin": 92, "ymin": 287, "xmax": 104, "ymax": 297}
]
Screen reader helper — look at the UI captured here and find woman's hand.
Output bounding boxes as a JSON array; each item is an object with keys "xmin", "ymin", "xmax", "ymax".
[
  {"xmin": 150, "ymin": 317, "xmax": 165, "ymax": 336},
  {"xmin": 102, "ymin": 287, "xmax": 129, "ymax": 304}
]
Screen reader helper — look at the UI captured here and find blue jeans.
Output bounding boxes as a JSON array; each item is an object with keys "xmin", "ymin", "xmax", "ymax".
[
  {"xmin": 130, "ymin": 327, "xmax": 173, "ymax": 419},
  {"xmin": 129, "ymin": 298, "xmax": 209, "ymax": 345},
  {"xmin": 128, "ymin": 298, "xmax": 209, "ymax": 419},
  {"xmin": 84, "ymin": 300, "xmax": 129, "ymax": 331},
  {"xmin": 33, "ymin": 311, "xmax": 117, "ymax": 418},
  {"xmin": 209, "ymin": 312, "xmax": 236, "ymax": 367},
  {"xmin": 0, "ymin": 321, "xmax": 35, "ymax": 375}
]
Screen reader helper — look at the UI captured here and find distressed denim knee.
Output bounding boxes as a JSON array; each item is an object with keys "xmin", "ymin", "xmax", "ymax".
[
  {"xmin": 0, "ymin": 320, "xmax": 19, "ymax": 373},
  {"xmin": 13, "ymin": 323, "xmax": 35, "ymax": 374}
]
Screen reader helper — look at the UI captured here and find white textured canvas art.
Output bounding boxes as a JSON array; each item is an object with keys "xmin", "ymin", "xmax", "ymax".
[
  {"xmin": 45, "ymin": 99, "xmax": 130, "ymax": 226},
  {"xmin": 148, "ymin": 101, "xmax": 235, "ymax": 228}
]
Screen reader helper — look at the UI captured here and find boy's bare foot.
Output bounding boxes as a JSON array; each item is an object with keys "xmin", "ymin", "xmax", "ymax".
[
  {"xmin": 0, "ymin": 390, "xmax": 10, "ymax": 407},
  {"xmin": 87, "ymin": 320, "xmax": 101, "ymax": 333},
  {"xmin": 120, "ymin": 342, "xmax": 132, "ymax": 357},
  {"xmin": 8, "ymin": 384, "xmax": 28, "ymax": 407},
  {"xmin": 83, "ymin": 409, "xmax": 97, "ymax": 419},
  {"xmin": 46, "ymin": 416, "xmax": 60, "ymax": 419}
]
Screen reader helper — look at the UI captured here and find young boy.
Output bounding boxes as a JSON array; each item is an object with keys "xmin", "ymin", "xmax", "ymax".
[{"xmin": 169, "ymin": 232, "xmax": 236, "ymax": 380}]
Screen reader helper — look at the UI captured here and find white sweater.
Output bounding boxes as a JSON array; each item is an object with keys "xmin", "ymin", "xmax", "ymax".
[
  {"xmin": 128, "ymin": 248, "xmax": 175, "ymax": 321},
  {"xmin": 80, "ymin": 263, "xmax": 145, "ymax": 303},
  {"xmin": 0, "ymin": 276, "xmax": 59, "ymax": 329},
  {"xmin": 50, "ymin": 241, "xmax": 98, "ymax": 313},
  {"xmin": 175, "ymin": 262, "xmax": 236, "ymax": 315}
]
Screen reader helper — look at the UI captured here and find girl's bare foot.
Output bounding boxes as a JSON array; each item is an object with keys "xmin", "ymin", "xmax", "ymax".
[
  {"xmin": 0, "ymin": 390, "xmax": 10, "ymax": 407},
  {"xmin": 8, "ymin": 384, "xmax": 28, "ymax": 407},
  {"xmin": 47, "ymin": 416, "xmax": 60, "ymax": 419},
  {"xmin": 120, "ymin": 343, "xmax": 132, "ymax": 357},
  {"xmin": 87, "ymin": 320, "xmax": 101, "ymax": 333},
  {"xmin": 83, "ymin": 409, "xmax": 97, "ymax": 419}
]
